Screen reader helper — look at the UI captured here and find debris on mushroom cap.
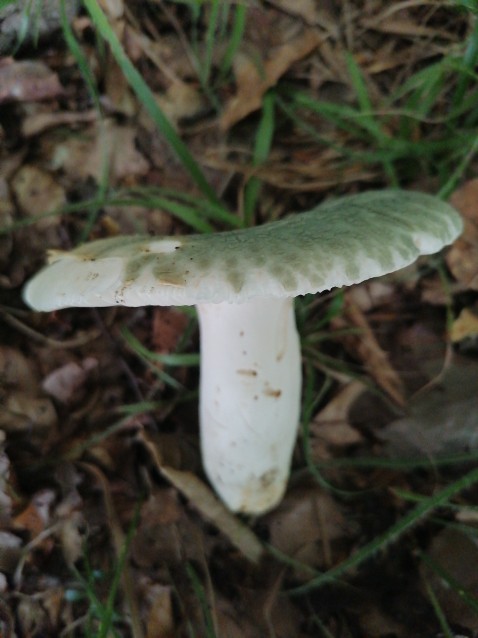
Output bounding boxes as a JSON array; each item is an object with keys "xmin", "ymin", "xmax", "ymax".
[{"xmin": 24, "ymin": 190, "xmax": 463, "ymax": 311}]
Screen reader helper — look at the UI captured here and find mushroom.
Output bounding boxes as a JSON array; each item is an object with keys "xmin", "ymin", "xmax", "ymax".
[{"xmin": 23, "ymin": 190, "xmax": 462, "ymax": 514}]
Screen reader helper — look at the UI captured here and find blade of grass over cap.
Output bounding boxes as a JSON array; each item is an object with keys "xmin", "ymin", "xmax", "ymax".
[{"xmin": 83, "ymin": 0, "xmax": 220, "ymax": 205}]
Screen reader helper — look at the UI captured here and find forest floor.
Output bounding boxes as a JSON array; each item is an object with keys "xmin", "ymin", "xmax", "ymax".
[{"xmin": 1, "ymin": 1, "xmax": 478, "ymax": 637}]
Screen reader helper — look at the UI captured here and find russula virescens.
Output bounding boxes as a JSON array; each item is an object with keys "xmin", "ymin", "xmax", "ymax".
[{"xmin": 24, "ymin": 190, "xmax": 462, "ymax": 513}]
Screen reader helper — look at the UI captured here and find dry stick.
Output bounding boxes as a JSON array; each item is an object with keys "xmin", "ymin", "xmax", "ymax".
[{"xmin": 0, "ymin": 308, "xmax": 103, "ymax": 349}]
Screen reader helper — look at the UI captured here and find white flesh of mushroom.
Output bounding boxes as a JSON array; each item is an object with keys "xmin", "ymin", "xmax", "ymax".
[{"xmin": 197, "ymin": 298, "xmax": 301, "ymax": 513}]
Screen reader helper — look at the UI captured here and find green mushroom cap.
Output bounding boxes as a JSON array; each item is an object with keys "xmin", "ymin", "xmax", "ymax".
[{"xmin": 24, "ymin": 190, "xmax": 463, "ymax": 311}]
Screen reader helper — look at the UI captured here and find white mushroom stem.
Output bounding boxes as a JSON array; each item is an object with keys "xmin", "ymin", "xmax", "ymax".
[{"xmin": 197, "ymin": 297, "xmax": 302, "ymax": 514}]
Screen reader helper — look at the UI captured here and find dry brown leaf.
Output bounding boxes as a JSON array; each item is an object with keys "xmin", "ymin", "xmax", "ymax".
[
  {"xmin": 220, "ymin": 28, "xmax": 321, "ymax": 129},
  {"xmin": 348, "ymin": 281, "xmax": 394, "ymax": 312},
  {"xmin": 138, "ymin": 431, "xmax": 263, "ymax": 562},
  {"xmin": 357, "ymin": 606, "xmax": 405, "ymax": 638},
  {"xmin": 0, "ymin": 346, "xmax": 38, "ymax": 390},
  {"xmin": 447, "ymin": 179, "xmax": 478, "ymax": 289},
  {"xmin": 266, "ymin": 487, "xmax": 350, "ymax": 576},
  {"xmin": 0, "ymin": 59, "xmax": 63, "ymax": 103},
  {"xmin": 11, "ymin": 164, "xmax": 66, "ymax": 220},
  {"xmin": 331, "ymin": 293, "xmax": 406, "ymax": 406},
  {"xmin": 215, "ymin": 597, "xmax": 261, "ymax": 638},
  {"xmin": 450, "ymin": 307, "xmax": 478, "ymax": 343},
  {"xmin": 42, "ymin": 357, "xmax": 98, "ymax": 404},
  {"xmin": 98, "ymin": 0, "xmax": 124, "ymax": 19},
  {"xmin": 103, "ymin": 49, "xmax": 137, "ymax": 115},
  {"xmin": 381, "ymin": 359, "xmax": 478, "ymax": 458},
  {"xmin": 0, "ymin": 178, "xmax": 13, "ymax": 272},
  {"xmin": 362, "ymin": 17, "xmax": 455, "ymax": 39},
  {"xmin": 0, "ymin": 432, "xmax": 12, "ymax": 525},
  {"xmin": 420, "ymin": 528, "xmax": 478, "ymax": 628},
  {"xmin": 0, "ymin": 392, "xmax": 57, "ymax": 433},
  {"xmin": 0, "ymin": 531, "xmax": 23, "ymax": 574},
  {"xmin": 311, "ymin": 381, "xmax": 365, "ymax": 457},
  {"xmin": 13, "ymin": 489, "xmax": 55, "ymax": 538},
  {"xmin": 16, "ymin": 597, "xmax": 51, "ymax": 638},
  {"xmin": 49, "ymin": 119, "xmax": 149, "ymax": 184},
  {"xmin": 138, "ymin": 434, "xmax": 263, "ymax": 563},
  {"xmin": 269, "ymin": 0, "xmax": 320, "ymax": 25},
  {"xmin": 7, "ymin": 162, "xmax": 66, "ymax": 281},
  {"xmin": 160, "ymin": 465, "xmax": 264, "ymax": 564},
  {"xmin": 56, "ymin": 512, "xmax": 84, "ymax": 568},
  {"xmin": 131, "ymin": 491, "xmax": 190, "ymax": 569},
  {"xmin": 21, "ymin": 108, "xmax": 97, "ymax": 138},
  {"xmin": 152, "ymin": 308, "xmax": 189, "ymax": 354},
  {"xmin": 155, "ymin": 81, "xmax": 205, "ymax": 127},
  {"xmin": 145, "ymin": 584, "xmax": 175, "ymax": 638}
]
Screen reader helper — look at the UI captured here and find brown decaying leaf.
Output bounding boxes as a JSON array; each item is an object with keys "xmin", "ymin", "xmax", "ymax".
[
  {"xmin": 47, "ymin": 119, "xmax": 149, "ymax": 184},
  {"xmin": 0, "ymin": 433, "xmax": 13, "ymax": 525},
  {"xmin": 21, "ymin": 108, "xmax": 98, "ymax": 138},
  {"xmin": 11, "ymin": 165, "xmax": 66, "ymax": 221},
  {"xmin": 220, "ymin": 28, "xmax": 321, "ymax": 129},
  {"xmin": 99, "ymin": 0, "xmax": 124, "ymax": 20},
  {"xmin": 269, "ymin": 0, "xmax": 320, "ymax": 26},
  {"xmin": 381, "ymin": 359, "xmax": 478, "ymax": 458},
  {"xmin": 450, "ymin": 307, "xmax": 478, "ymax": 343},
  {"xmin": 266, "ymin": 488, "xmax": 349, "ymax": 565},
  {"xmin": 203, "ymin": 152, "xmax": 377, "ymax": 192},
  {"xmin": 447, "ymin": 179, "xmax": 478, "ymax": 290},
  {"xmin": 0, "ymin": 596, "xmax": 14, "ymax": 635},
  {"xmin": 42, "ymin": 357, "xmax": 98, "ymax": 404},
  {"xmin": 331, "ymin": 292, "xmax": 406, "ymax": 406},
  {"xmin": 139, "ymin": 431, "xmax": 263, "ymax": 563},
  {"xmin": 310, "ymin": 381, "xmax": 365, "ymax": 460},
  {"xmin": 0, "ymin": 346, "xmax": 38, "ymax": 391},
  {"xmin": 0, "ymin": 59, "xmax": 63, "ymax": 104},
  {"xmin": 421, "ymin": 528, "xmax": 478, "ymax": 628},
  {"xmin": 0, "ymin": 178, "xmax": 13, "ymax": 272},
  {"xmin": 144, "ymin": 584, "xmax": 175, "ymax": 638},
  {"xmin": 0, "ymin": 530, "xmax": 22, "ymax": 574},
  {"xmin": 152, "ymin": 307, "xmax": 189, "ymax": 354},
  {"xmin": 12, "ymin": 489, "xmax": 55, "ymax": 538},
  {"xmin": 0, "ymin": 392, "xmax": 57, "ymax": 433}
]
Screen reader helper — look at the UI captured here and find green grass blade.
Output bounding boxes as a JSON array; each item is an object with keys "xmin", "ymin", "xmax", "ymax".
[
  {"xmin": 150, "ymin": 197, "xmax": 215, "ymax": 233},
  {"xmin": 121, "ymin": 186, "xmax": 240, "ymax": 228},
  {"xmin": 290, "ymin": 465, "xmax": 478, "ymax": 595},
  {"xmin": 60, "ymin": 0, "xmax": 101, "ymax": 111},
  {"xmin": 83, "ymin": 0, "xmax": 219, "ymax": 204},
  {"xmin": 345, "ymin": 52, "xmax": 386, "ymax": 143},
  {"xmin": 122, "ymin": 327, "xmax": 199, "ymax": 367},
  {"xmin": 218, "ymin": 2, "xmax": 246, "ymax": 81},
  {"xmin": 121, "ymin": 327, "xmax": 198, "ymax": 392},
  {"xmin": 244, "ymin": 91, "xmax": 276, "ymax": 225},
  {"xmin": 453, "ymin": 15, "xmax": 478, "ymax": 106},
  {"xmin": 202, "ymin": 0, "xmax": 221, "ymax": 86},
  {"xmin": 186, "ymin": 563, "xmax": 217, "ymax": 638},
  {"xmin": 423, "ymin": 577, "xmax": 455, "ymax": 638},
  {"xmin": 98, "ymin": 511, "xmax": 140, "ymax": 638},
  {"xmin": 420, "ymin": 551, "xmax": 478, "ymax": 614},
  {"xmin": 438, "ymin": 131, "xmax": 478, "ymax": 198}
]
